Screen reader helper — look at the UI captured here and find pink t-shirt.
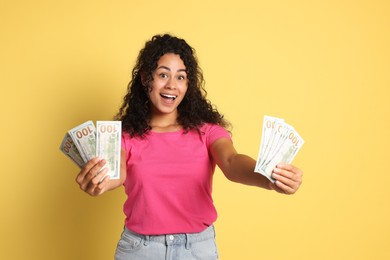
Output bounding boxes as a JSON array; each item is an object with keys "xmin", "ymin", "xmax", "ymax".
[{"xmin": 121, "ymin": 123, "xmax": 231, "ymax": 235}]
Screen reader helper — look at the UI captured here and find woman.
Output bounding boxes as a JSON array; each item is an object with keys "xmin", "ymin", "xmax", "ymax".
[{"xmin": 76, "ymin": 34, "xmax": 303, "ymax": 260}]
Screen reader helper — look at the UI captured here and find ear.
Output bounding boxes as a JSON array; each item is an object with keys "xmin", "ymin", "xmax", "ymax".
[{"xmin": 140, "ymin": 71, "xmax": 148, "ymax": 87}]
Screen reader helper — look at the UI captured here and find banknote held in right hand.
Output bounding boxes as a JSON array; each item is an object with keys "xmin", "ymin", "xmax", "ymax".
[{"xmin": 255, "ymin": 115, "xmax": 304, "ymax": 184}]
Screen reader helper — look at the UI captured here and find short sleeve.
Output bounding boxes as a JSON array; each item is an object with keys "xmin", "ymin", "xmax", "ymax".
[{"xmin": 204, "ymin": 124, "xmax": 232, "ymax": 149}]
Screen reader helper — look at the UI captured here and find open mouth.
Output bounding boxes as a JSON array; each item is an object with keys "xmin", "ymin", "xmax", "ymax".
[{"xmin": 160, "ymin": 94, "xmax": 177, "ymax": 101}]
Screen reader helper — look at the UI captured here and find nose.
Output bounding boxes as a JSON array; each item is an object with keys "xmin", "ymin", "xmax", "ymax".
[{"xmin": 165, "ymin": 78, "xmax": 176, "ymax": 90}]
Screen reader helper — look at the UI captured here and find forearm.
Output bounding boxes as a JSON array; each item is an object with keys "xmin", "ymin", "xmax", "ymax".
[
  {"xmin": 211, "ymin": 138, "xmax": 302, "ymax": 194},
  {"xmin": 224, "ymin": 153, "xmax": 272, "ymax": 190}
]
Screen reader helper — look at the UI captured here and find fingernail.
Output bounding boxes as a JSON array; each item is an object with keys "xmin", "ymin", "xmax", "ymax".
[{"xmin": 99, "ymin": 159, "xmax": 106, "ymax": 164}]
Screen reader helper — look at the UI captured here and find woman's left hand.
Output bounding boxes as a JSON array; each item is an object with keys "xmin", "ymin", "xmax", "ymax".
[{"xmin": 270, "ymin": 163, "xmax": 303, "ymax": 195}]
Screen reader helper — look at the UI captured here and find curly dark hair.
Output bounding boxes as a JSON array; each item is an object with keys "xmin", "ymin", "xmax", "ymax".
[{"xmin": 115, "ymin": 34, "xmax": 230, "ymax": 137}]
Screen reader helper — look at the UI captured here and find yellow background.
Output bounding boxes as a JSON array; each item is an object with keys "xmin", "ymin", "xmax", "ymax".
[{"xmin": 1, "ymin": 0, "xmax": 389, "ymax": 259}]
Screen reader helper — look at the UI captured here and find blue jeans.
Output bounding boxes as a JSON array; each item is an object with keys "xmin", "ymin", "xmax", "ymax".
[{"xmin": 114, "ymin": 225, "xmax": 219, "ymax": 260}]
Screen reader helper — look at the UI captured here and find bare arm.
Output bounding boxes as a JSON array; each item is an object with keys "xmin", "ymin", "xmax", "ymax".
[
  {"xmin": 210, "ymin": 138, "xmax": 302, "ymax": 194},
  {"xmin": 75, "ymin": 148, "xmax": 127, "ymax": 196}
]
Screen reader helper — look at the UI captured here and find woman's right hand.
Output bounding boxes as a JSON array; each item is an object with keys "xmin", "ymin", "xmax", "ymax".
[{"xmin": 76, "ymin": 157, "xmax": 110, "ymax": 196}]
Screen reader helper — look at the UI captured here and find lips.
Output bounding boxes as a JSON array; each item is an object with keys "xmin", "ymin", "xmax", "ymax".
[{"xmin": 160, "ymin": 93, "xmax": 177, "ymax": 101}]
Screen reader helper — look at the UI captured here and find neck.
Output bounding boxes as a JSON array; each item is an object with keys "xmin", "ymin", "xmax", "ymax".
[{"xmin": 148, "ymin": 114, "xmax": 181, "ymax": 132}]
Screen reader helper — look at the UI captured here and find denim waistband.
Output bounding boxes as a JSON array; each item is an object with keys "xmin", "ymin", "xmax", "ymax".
[{"xmin": 124, "ymin": 225, "xmax": 215, "ymax": 248}]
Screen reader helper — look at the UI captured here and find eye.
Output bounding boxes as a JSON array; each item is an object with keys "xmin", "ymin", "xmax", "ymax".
[
  {"xmin": 177, "ymin": 75, "xmax": 187, "ymax": 80},
  {"xmin": 159, "ymin": 73, "xmax": 168, "ymax": 79}
]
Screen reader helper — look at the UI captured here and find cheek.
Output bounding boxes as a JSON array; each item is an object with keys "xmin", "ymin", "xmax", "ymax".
[
  {"xmin": 149, "ymin": 89, "xmax": 159, "ymax": 101},
  {"xmin": 179, "ymin": 88, "xmax": 189, "ymax": 103},
  {"xmin": 181, "ymin": 83, "xmax": 189, "ymax": 94}
]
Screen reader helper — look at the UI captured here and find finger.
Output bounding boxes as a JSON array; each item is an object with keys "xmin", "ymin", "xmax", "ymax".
[
  {"xmin": 96, "ymin": 175, "xmax": 111, "ymax": 191},
  {"xmin": 269, "ymin": 182, "xmax": 285, "ymax": 194},
  {"xmin": 276, "ymin": 162, "xmax": 294, "ymax": 172},
  {"xmin": 83, "ymin": 159, "xmax": 107, "ymax": 184},
  {"xmin": 273, "ymin": 167, "xmax": 296, "ymax": 182},
  {"xmin": 76, "ymin": 157, "xmax": 102, "ymax": 184},
  {"xmin": 274, "ymin": 179, "xmax": 295, "ymax": 195},
  {"xmin": 87, "ymin": 175, "xmax": 110, "ymax": 196},
  {"xmin": 275, "ymin": 165, "xmax": 303, "ymax": 182},
  {"xmin": 85, "ymin": 182, "xmax": 99, "ymax": 196},
  {"xmin": 78, "ymin": 160, "xmax": 107, "ymax": 191},
  {"xmin": 276, "ymin": 163, "xmax": 303, "ymax": 178},
  {"xmin": 272, "ymin": 172, "xmax": 295, "ymax": 189},
  {"xmin": 88, "ymin": 158, "xmax": 107, "ymax": 177},
  {"xmin": 91, "ymin": 167, "xmax": 109, "ymax": 185},
  {"xmin": 272, "ymin": 168, "xmax": 302, "ymax": 194}
]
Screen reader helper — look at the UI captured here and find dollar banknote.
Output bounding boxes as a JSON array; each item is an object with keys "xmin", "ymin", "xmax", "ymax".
[
  {"xmin": 59, "ymin": 133, "xmax": 85, "ymax": 168},
  {"xmin": 256, "ymin": 116, "xmax": 285, "ymax": 170},
  {"xmin": 96, "ymin": 121, "xmax": 122, "ymax": 180},
  {"xmin": 255, "ymin": 116, "xmax": 304, "ymax": 183},
  {"xmin": 68, "ymin": 121, "xmax": 96, "ymax": 163}
]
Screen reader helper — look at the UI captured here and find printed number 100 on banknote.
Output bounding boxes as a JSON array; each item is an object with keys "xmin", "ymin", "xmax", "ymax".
[{"xmin": 96, "ymin": 121, "xmax": 122, "ymax": 180}]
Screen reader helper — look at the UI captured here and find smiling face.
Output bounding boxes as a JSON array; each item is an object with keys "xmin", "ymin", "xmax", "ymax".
[{"xmin": 147, "ymin": 53, "xmax": 188, "ymax": 119}]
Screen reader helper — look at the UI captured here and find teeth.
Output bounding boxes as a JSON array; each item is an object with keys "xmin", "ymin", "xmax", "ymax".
[{"xmin": 161, "ymin": 94, "xmax": 177, "ymax": 100}]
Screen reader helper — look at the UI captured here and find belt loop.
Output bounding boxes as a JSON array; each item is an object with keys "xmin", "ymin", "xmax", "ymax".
[
  {"xmin": 185, "ymin": 233, "xmax": 190, "ymax": 250},
  {"xmin": 144, "ymin": 235, "xmax": 150, "ymax": 246}
]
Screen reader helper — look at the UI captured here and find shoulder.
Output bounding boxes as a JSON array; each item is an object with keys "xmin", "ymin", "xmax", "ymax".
[
  {"xmin": 200, "ymin": 123, "xmax": 230, "ymax": 135},
  {"xmin": 121, "ymin": 131, "xmax": 146, "ymax": 151},
  {"xmin": 199, "ymin": 123, "xmax": 232, "ymax": 147}
]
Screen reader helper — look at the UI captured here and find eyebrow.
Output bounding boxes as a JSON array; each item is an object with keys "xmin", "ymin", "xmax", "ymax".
[{"xmin": 156, "ymin": 66, "xmax": 187, "ymax": 73}]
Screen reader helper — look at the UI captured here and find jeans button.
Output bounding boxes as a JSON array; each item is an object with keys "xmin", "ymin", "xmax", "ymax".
[{"xmin": 169, "ymin": 235, "xmax": 174, "ymax": 241}]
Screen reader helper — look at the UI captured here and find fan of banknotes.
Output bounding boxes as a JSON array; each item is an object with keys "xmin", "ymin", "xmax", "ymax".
[
  {"xmin": 255, "ymin": 115, "xmax": 304, "ymax": 183},
  {"xmin": 59, "ymin": 120, "xmax": 121, "ymax": 179}
]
